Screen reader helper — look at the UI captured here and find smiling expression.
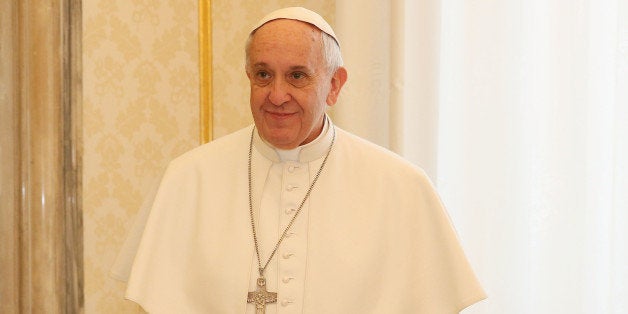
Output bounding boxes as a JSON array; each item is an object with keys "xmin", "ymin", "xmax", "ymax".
[{"xmin": 246, "ymin": 19, "xmax": 346, "ymax": 149}]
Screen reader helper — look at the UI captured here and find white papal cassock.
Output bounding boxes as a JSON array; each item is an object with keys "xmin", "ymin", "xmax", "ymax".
[{"xmin": 118, "ymin": 117, "xmax": 486, "ymax": 313}]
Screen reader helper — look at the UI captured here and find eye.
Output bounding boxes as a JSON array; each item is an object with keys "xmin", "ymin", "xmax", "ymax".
[
  {"xmin": 289, "ymin": 72, "xmax": 306, "ymax": 80},
  {"xmin": 256, "ymin": 71, "xmax": 271, "ymax": 80},
  {"xmin": 287, "ymin": 71, "xmax": 309, "ymax": 87},
  {"xmin": 252, "ymin": 70, "xmax": 272, "ymax": 86}
]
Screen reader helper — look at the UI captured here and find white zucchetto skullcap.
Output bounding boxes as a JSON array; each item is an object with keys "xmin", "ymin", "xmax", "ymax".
[{"xmin": 251, "ymin": 7, "xmax": 339, "ymax": 46}]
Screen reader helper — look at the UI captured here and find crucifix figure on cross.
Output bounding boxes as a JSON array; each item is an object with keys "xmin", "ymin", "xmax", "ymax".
[{"xmin": 247, "ymin": 277, "xmax": 277, "ymax": 314}]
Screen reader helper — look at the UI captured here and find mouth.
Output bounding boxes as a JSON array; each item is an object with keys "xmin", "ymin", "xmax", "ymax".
[{"xmin": 266, "ymin": 111, "xmax": 297, "ymax": 119}]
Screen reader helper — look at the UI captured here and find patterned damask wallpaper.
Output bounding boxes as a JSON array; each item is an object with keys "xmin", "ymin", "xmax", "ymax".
[
  {"xmin": 82, "ymin": 0, "xmax": 199, "ymax": 312},
  {"xmin": 82, "ymin": 0, "xmax": 333, "ymax": 313}
]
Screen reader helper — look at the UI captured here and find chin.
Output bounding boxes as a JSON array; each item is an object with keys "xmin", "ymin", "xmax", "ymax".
[
  {"xmin": 261, "ymin": 130, "xmax": 297, "ymax": 148},
  {"xmin": 269, "ymin": 137, "xmax": 298, "ymax": 149}
]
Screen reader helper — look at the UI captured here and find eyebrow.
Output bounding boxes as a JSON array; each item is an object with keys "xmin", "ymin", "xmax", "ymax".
[
  {"xmin": 288, "ymin": 65, "xmax": 311, "ymax": 72},
  {"xmin": 251, "ymin": 62, "xmax": 269, "ymax": 69}
]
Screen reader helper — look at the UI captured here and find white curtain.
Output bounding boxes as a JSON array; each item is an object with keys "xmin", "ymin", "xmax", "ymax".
[{"xmin": 332, "ymin": 0, "xmax": 627, "ymax": 313}]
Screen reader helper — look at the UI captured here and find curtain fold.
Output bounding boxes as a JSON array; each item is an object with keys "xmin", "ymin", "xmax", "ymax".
[
  {"xmin": 334, "ymin": 0, "xmax": 627, "ymax": 313},
  {"xmin": 331, "ymin": 1, "xmax": 392, "ymax": 147}
]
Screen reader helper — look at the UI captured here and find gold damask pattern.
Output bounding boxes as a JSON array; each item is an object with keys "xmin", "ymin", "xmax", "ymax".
[{"xmin": 83, "ymin": 0, "xmax": 198, "ymax": 312}]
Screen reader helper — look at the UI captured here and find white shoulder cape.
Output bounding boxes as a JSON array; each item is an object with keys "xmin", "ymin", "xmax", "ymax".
[{"xmin": 119, "ymin": 125, "xmax": 486, "ymax": 313}]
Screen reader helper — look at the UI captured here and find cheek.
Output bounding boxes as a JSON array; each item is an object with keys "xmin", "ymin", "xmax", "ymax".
[
  {"xmin": 309, "ymin": 88, "xmax": 330, "ymax": 113},
  {"xmin": 250, "ymin": 86, "xmax": 267, "ymax": 105}
]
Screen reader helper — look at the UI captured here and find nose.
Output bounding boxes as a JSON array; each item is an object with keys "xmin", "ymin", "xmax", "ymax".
[{"xmin": 268, "ymin": 78, "xmax": 291, "ymax": 106}]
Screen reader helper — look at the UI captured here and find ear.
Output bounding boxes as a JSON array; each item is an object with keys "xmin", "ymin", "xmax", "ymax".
[{"xmin": 326, "ymin": 67, "xmax": 348, "ymax": 106}]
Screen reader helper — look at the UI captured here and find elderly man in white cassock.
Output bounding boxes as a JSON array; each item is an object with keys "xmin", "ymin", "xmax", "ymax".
[{"xmin": 114, "ymin": 6, "xmax": 486, "ymax": 314}]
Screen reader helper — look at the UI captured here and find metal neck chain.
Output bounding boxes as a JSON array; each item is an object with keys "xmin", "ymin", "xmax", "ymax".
[{"xmin": 248, "ymin": 126, "xmax": 336, "ymax": 277}]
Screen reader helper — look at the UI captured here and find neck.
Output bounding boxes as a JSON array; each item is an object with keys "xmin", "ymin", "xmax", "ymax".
[{"xmin": 253, "ymin": 115, "xmax": 333, "ymax": 163}]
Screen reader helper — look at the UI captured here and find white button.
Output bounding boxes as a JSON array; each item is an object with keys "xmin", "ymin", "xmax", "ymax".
[
  {"xmin": 285, "ymin": 232, "xmax": 296, "ymax": 238},
  {"xmin": 281, "ymin": 299, "xmax": 293, "ymax": 307},
  {"xmin": 288, "ymin": 165, "xmax": 295, "ymax": 172},
  {"xmin": 282, "ymin": 276, "xmax": 294, "ymax": 283},
  {"xmin": 286, "ymin": 185, "xmax": 298, "ymax": 191},
  {"xmin": 285, "ymin": 208, "xmax": 296, "ymax": 214},
  {"xmin": 282, "ymin": 253, "xmax": 294, "ymax": 259}
]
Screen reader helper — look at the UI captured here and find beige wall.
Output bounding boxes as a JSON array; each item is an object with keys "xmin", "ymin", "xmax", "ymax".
[
  {"xmin": 82, "ymin": 0, "xmax": 199, "ymax": 312},
  {"xmin": 82, "ymin": 0, "xmax": 333, "ymax": 312}
]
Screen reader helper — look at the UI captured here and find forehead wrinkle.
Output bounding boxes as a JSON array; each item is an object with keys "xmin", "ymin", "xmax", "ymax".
[{"xmin": 248, "ymin": 19, "xmax": 325, "ymax": 75}]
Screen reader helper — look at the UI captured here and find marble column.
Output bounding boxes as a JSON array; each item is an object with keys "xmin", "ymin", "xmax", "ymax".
[
  {"xmin": 0, "ymin": 0, "xmax": 20, "ymax": 311},
  {"xmin": 0, "ymin": 0, "xmax": 83, "ymax": 313}
]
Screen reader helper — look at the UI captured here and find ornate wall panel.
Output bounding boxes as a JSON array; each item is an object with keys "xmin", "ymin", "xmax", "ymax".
[{"xmin": 82, "ymin": 0, "xmax": 199, "ymax": 312}]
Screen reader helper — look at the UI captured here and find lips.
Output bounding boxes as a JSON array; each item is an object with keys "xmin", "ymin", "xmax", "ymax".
[{"xmin": 266, "ymin": 111, "xmax": 296, "ymax": 119}]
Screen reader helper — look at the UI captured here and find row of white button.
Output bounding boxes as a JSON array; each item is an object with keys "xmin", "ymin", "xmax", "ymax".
[
  {"xmin": 281, "ymin": 275, "xmax": 295, "ymax": 306},
  {"xmin": 280, "ymin": 163, "xmax": 303, "ymax": 309}
]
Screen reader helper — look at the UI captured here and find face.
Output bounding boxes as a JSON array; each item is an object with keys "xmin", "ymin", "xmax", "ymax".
[{"xmin": 246, "ymin": 19, "xmax": 347, "ymax": 149}]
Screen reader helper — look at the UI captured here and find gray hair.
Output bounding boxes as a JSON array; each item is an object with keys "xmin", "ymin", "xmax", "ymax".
[{"xmin": 245, "ymin": 30, "xmax": 344, "ymax": 74}]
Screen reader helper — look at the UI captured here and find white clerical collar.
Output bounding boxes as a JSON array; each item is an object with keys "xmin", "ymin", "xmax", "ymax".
[{"xmin": 253, "ymin": 115, "xmax": 333, "ymax": 163}]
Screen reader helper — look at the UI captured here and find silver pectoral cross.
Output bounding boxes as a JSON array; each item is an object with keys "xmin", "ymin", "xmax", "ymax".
[{"xmin": 247, "ymin": 277, "xmax": 277, "ymax": 314}]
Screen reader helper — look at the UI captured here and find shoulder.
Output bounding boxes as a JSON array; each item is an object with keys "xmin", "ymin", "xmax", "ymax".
[
  {"xmin": 334, "ymin": 127, "xmax": 430, "ymax": 182},
  {"xmin": 166, "ymin": 125, "xmax": 253, "ymax": 173}
]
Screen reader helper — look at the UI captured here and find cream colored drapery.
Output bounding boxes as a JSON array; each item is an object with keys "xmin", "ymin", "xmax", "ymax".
[{"xmin": 332, "ymin": 0, "xmax": 628, "ymax": 313}]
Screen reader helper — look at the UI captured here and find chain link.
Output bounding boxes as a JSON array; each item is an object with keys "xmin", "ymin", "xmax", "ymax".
[{"xmin": 248, "ymin": 125, "xmax": 336, "ymax": 276}]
